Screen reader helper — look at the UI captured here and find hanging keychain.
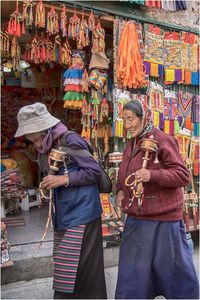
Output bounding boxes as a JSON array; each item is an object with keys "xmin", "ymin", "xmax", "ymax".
[
  {"xmin": 68, "ymin": 8, "xmax": 80, "ymax": 40},
  {"xmin": 60, "ymin": 5, "xmax": 67, "ymax": 37},
  {"xmin": 22, "ymin": 0, "xmax": 34, "ymax": 29},
  {"xmin": 47, "ymin": 6, "xmax": 59, "ymax": 35}
]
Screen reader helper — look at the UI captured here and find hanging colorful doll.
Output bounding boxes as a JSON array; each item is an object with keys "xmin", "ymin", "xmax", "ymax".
[{"xmin": 35, "ymin": 0, "xmax": 45, "ymax": 28}]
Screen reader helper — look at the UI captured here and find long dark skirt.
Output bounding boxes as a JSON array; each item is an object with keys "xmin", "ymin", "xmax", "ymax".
[
  {"xmin": 115, "ymin": 216, "xmax": 199, "ymax": 299},
  {"xmin": 54, "ymin": 217, "xmax": 107, "ymax": 299}
]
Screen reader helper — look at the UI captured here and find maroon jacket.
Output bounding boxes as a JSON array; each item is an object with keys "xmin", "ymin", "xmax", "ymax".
[{"xmin": 116, "ymin": 128, "xmax": 190, "ymax": 221}]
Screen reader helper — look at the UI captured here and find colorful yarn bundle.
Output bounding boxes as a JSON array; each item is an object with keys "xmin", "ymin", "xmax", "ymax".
[
  {"xmin": 46, "ymin": 6, "xmax": 59, "ymax": 35},
  {"xmin": 11, "ymin": 37, "xmax": 21, "ymax": 70},
  {"xmin": 60, "ymin": 39, "xmax": 71, "ymax": 67},
  {"xmin": 88, "ymin": 9, "xmax": 95, "ymax": 32},
  {"xmin": 35, "ymin": 0, "xmax": 45, "ymax": 28},
  {"xmin": 77, "ymin": 12, "xmax": 89, "ymax": 50},
  {"xmin": 116, "ymin": 21, "xmax": 146, "ymax": 89},
  {"xmin": 22, "ymin": 0, "xmax": 34, "ymax": 28},
  {"xmin": 0, "ymin": 30, "xmax": 10, "ymax": 56},
  {"xmin": 163, "ymin": 31, "xmax": 183, "ymax": 84},
  {"xmin": 181, "ymin": 32, "xmax": 199, "ymax": 85},
  {"xmin": 88, "ymin": 69, "xmax": 108, "ymax": 91},
  {"xmin": 143, "ymin": 24, "xmax": 164, "ymax": 77},
  {"xmin": 7, "ymin": 0, "xmax": 23, "ymax": 37},
  {"xmin": 68, "ymin": 10, "xmax": 80, "ymax": 40},
  {"xmin": 60, "ymin": 5, "xmax": 67, "ymax": 37},
  {"xmin": 91, "ymin": 20, "xmax": 105, "ymax": 53}
]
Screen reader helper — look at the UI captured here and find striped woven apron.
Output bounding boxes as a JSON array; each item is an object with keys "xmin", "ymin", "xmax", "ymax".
[{"xmin": 53, "ymin": 225, "xmax": 85, "ymax": 293}]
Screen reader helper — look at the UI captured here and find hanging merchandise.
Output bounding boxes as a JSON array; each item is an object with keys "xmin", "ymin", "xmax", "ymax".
[
  {"xmin": 81, "ymin": 94, "xmax": 91, "ymax": 141},
  {"xmin": 148, "ymin": 81, "xmax": 164, "ymax": 113},
  {"xmin": 190, "ymin": 138, "xmax": 199, "ymax": 176},
  {"xmin": 22, "ymin": 0, "xmax": 34, "ymax": 29},
  {"xmin": 68, "ymin": 10, "xmax": 80, "ymax": 40},
  {"xmin": 46, "ymin": 6, "xmax": 59, "ymax": 36},
  {"xmin": 7, "ymin": 0, "xmax": 23, "ymax": 37},
  {"xmin": 11, "ymin": 37, "xmax": 21, "ymax": 70},
  {"xmin": 88, "ymin": 69, "xmax": 108, "ymax": 91},
  {"xmin": 60, "ymin": 5, "xmax": 67, "ymax": 37},
  {"xmin": 181, "ymin": 32, "xmax": 199, "ymax": 85},
  {"xmin": 0, "ymin": 30, "xmax": 10, "ymax": 57},
  {"xmin": 35, "ymin": 0, "xmax": 45, "ymax": 28},
  {"xmin": 77, "ymin": 11, "xmax": 89, "ymax": 49},
  {"xmin": 52, "ymin": 34, "xmax": 61, "ymax": 63},
  {"xmin": 178, "ymin": 91, "xmax": 193, "ymax": 130},
  {"xmin": 163, "ymin": 31, "xmax": 183, "ymax": 84},
  {"xmin": 60, "ymin": 39, "xmax": 71, "ymax": 67},
  {"xmin": 192, "ymin": 95, "xmax": 200, "ymax": 125},
  {"xmin": 89, "ymin": 52, "xmax": 110, "ymax": 70},
  {"xmin": 88, "ymin": 9, "xmax": 95, "ymax": 32},
  {"xmin": 91, "ymin": 19, "xmax": 105, "ymax": 53},
  {"xmin": 116, "ymin": 21, "xmax": 147, "ymax": 89},
  {"xmin": 143, "ymin": 24, "xmax": 164, "ymax": 77}
]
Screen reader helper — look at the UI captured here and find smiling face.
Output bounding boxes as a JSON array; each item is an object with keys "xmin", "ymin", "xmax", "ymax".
[
  {"xmin": 25, "ymin": 131, "xmax": 46, "ymax": 148},
  {"xmin": 122, "ymin": 109, "xmax": 143, "ymax": 138}
]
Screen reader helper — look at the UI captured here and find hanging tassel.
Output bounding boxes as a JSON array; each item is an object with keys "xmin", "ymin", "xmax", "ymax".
[
  {"xmin": 169, "ymin": 120, "xmax": 174, "ymax": 135},
  {"xmin": 88, "ymin": 9, "xmax": 95, "ymax": 32},
  {"xmin": 60, "ymin": 5, "xmax": 67, "ymax": 37},
  {"xmin": 35, "ymin": 0, "xmax": 45, "ymax": 28},
  {"xmin": 174, "ymin": 120, "xmax": 180, "ymax": 134}
]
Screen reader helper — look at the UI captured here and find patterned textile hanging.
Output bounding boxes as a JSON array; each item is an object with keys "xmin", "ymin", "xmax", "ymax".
[
  {"xmin": 163, "ymin": 90, "xmax": 179, "ymax": 120},
  {"xmin": 99, "ymin": 97, "xmax": 109, "ymax": 123},
  {"xmin": 60, "ymin": 5, "xmax": 67, "ymax": 37},
  {"xmin": 181, "ymin": 32, "xmax": 199, "ymax": 85},
  {"xmin": 11, "ymin": 37, "xmax": 21, "ymax": 70},
  {"xmin": 163, "ymin": 31, "xmax": 183, "ymax": 84},
  {"xmin": 116, "ymin": 21, "xmax": 146, "ymax": 89},
  {"xmin": 88, "ymin": 9, "xmax": 95, "ymax": 32},
  {"xmin": 81, "ymin": 94, "xmax": 91, "ymax": 141},
  {"xmin": 22, "ymin": 0, "xmax": 34, "ymax": 29},
  {"xmin": 46, "ymin": 6, "xmax": 59, "ymax": 35},
  {"xmin": 7, "ymin": 0, "xmax": 23, "ymax": 37},
  {"xmin": 35, "ymin": 0, "xmax": 45, "ymax": 28},
  {"xmin": 143, "ymin": 24, "xmax": 164, "ymax": 77},
  {"xmin": 91, "ymin": 19, "xmax": 105, "ymax": 53},
  {"xmin": 68, "ymin": 10, "xmax": 80, "ymax": 40},
  {"xmin": 148, "ymin": 81, "xmax": 164, "ymax": 113},
  {"xmin": 77, "ymin": 11, "xmax": 89, "ymax": 49},
  {"xmin": 191, "ymin": 95, "xmax": 200, "ymax": 123},
  {"xmin": 178, "ymin": 91, "xmax": 193, "ymax": 129}
]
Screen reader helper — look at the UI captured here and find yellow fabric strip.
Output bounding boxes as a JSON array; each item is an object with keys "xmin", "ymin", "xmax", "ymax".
[
  {"xmin": 165, "ymin": 69, "xmax": 175, "ymax": 82},
  {"xmin": 164, "ymin": 120, "xmax": 170, "ymax": 134},
  {"xmin": 150, "ymin": 63, "xmax": 159, "ymax": 77}
]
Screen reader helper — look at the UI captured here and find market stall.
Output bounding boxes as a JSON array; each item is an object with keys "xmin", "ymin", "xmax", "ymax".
[{"xmin": 1, "ymin": 0, "xmax": 199, "ymax": 243}]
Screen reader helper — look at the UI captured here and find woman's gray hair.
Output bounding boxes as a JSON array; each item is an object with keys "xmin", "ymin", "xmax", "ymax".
[{"xmin": 123, "ymin": 100, "xmax": 143, "ymax": 119}]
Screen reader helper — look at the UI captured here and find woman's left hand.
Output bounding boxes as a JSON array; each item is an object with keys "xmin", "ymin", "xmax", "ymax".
[
  {"xmin": 40, "ymin": 175, "xmax": 69, "ymax": 190},
  {"xmin": 135, "ymin": 168, "xmax": 150, "ymax": 182}
]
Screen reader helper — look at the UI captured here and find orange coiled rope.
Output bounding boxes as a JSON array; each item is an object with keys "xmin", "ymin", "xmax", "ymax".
[{"xmin": 116, "ymin": 21, "xmax": 146, "ymax": 89}]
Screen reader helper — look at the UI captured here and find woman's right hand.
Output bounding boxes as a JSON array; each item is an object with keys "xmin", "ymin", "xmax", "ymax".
[{"xmin": 116, "ymin": 190, "xmax": 124, "ymax": 207}]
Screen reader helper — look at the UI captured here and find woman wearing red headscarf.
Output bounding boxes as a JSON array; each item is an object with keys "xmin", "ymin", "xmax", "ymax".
[{"xmin": 115, "ymin": 100, "xmax": 199, "ymax": 299}]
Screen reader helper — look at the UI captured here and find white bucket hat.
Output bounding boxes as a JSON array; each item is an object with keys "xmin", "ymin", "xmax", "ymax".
[{"xmin": 15, "ymin": 102, "xmax": 60, "ymax": 137}]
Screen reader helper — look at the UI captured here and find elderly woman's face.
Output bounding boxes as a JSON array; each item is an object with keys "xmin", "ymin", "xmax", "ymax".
[
  {"xmin": 123, "ymin": 110, "xmax": 142, "ymax": 138},
  {"xmin": 25, "ymin": 132, "xmax": 45, "ymax": 148}
]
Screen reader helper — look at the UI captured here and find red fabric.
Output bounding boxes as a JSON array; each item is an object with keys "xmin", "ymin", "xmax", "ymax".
[
  {"xmin": 117, "ymin": 128, "xmax": 190, "ymax": 221},
  {"xmin": 64, "ymin": 84, "xmax": 83, "ymax": 92}
]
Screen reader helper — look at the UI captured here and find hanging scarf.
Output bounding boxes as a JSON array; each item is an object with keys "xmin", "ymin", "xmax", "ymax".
[{"xmin": 36, "ymin": 122, "xmax": 68, "ymax": 154}]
